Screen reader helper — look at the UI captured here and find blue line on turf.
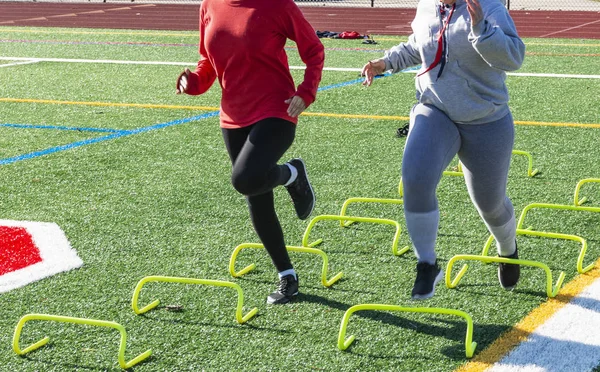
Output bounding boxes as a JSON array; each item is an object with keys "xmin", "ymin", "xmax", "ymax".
[
  {"xmin": 318, "ymin": 73, "xmax": 391, "ymax": 92},
  {"xmin": 0, "ymin": 111, "xmax": 219, "ymax": 166},
  {"xmin": 317, "ymin": 66, "xmax": 419, "ymax": 92}
]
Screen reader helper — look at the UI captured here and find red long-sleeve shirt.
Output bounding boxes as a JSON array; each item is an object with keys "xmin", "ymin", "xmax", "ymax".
[{"xmin": 185, "ymin": 0, "xmax": 325, "ymax": 129}]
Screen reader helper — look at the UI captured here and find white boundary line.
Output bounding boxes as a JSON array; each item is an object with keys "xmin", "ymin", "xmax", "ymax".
[
  {"xmin": 508, "ymin": 72, "xmax": 600, "ymax": 79},
  {"xmin": 486, "ymin": 276, "xmax": 600, "ymax": 372},
  {"xmin": 1, "ymin": 57, "xmax": 600, "ymax": 79},
  {"xmin": 0, "ymin": 59, "xmax": 40, "ymax": 68}
]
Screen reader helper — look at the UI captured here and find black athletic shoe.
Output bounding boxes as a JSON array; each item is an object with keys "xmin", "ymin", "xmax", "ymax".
[
  {"xmin": 285, "ymin": 158, "xmax": 315, "ymax": 220},
  {"xmin": 411, "ymin": 261, "xmax": 443, "ymax": 300},
  {"xmin": 267, "ymin": 274, "xmax": 299, "ymax": 305},
  {"xmin": 498, "ymin": 243, "xmax": 520, "ymax": 290}
]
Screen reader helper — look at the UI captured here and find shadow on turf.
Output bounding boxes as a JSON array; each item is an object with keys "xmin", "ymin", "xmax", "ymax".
[
  {"xmin": 21, "ymin": 354, "xmax": 124, "ymax": 372},
  {"xmin": 233, "ymin": 275, "xmax": 383, "ymax": 295},
  {"xmin": 299, "ymin": 291, "xmax": 600, "ymax": 361},
  {"xmin": 300, "ymin": 292, "xmax": 489, "ymax": 360},
  {"xmin": 305, "ymin": 285, "xmax": 600, "ymax": 360},
  {"xmin": 136, "ymin": 312, "xmax": 291, "ymax": 334}
]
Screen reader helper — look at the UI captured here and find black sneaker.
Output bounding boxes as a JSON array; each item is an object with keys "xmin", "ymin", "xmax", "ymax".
[
  {"xmin": 285, "ymin": 158, "xmax": 315, "ymax": 220},
  {"xmin": 498, "ymin": 243, "xmax": 520, "ymax": 290},
  {"xmin": 267, "ymin": 274, "xmax": 299, "ymax": 305},
  {"xmin": 411, "ymin": 261, "xmax": 443, "ymax": 300}
]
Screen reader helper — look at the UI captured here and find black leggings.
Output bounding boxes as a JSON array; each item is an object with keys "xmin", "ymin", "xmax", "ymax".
[{"xmin": 222, "ymin": 117, "xmax": 296, "ymax": 272}]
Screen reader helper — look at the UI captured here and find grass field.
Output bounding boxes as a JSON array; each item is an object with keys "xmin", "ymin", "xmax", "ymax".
[{"xmin": 1, "ymin": 27, "xmax": 600, "ymax": 371}]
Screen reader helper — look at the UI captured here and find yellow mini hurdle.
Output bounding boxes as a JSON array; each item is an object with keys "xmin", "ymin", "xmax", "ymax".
[
  {"xmin": 339, "ymin": 197, "xmax": 404, "ymax": 227},
  {"xmin": 510, "ymin": 202, "xmax": 599, "ymax": 274},
  {"xmin": 446, "ymin": 254, "xmax": 565, "ymax": 298},
  {"xmin": 301, "ymin": 214, "xmax": 410, "ymax": 256},
  {"xmin": 131, "ymin": 276, "xmax": 258, "ymax": 324},
  {"xmin": 13, "ymin": 313, "xmax": 152, "ymax": 369},
  {"xmin": 482, "ymin": 228, "xmax": 593, "ymax": 274},
  {"xmin": 229, "ymin": 242, "xmax": 343, "ymax": 287},
  {"xmin": 574, "ymin": 178, "xmax": 600, "ymax": 206},
  {"xmin": 337, "ymin": 304, "xmax": 477, "ymax": 358},
  {"xmin": 517, "ymin": 202, "xmax": 600, "ymax": 232},
  {"xmin": 398, "ymin": 150, "xmax": 539, "ymax": 197}
]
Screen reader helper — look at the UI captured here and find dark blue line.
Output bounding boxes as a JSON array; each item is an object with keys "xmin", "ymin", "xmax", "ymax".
[
  {"xmin": 317, "ymin": 66, "xmax": 420, "ymax": 92},
  {"xmin": 318, "ymin": 72, "xmax": 393, "ymax": 92},
  {"xmin": 318, "ymin": 78, "xmax": 365, "ymax": 91},
  {"xmin": 0, "ymin": 111, "xmax": 219, "ymax": 166},
  {"xmin": 123, "ymin": 112, "xmax": 219, "ymax": 135},
  {"xmin": 0, "ymin": 123, "xmax": 124, "ymax": 133}
]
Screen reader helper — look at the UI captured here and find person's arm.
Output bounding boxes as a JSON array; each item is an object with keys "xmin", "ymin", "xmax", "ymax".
[
  {"xmin": 468, "ymin": 0, "xmax": 525, "ymax": 71},
  {"xmin": 280, "ymin": 1, "xmax": 325, "ymax": 109},
  {"xmin": 180, "ymin": 8, "xmax": 217, "ymax": 96},
  {"xmin": 382, "ymin": 34, "xmax": 422, "ymax": 73},
  {"xmin": 361, "ymin": 34, "xmax": 420, "ymax": 86}
]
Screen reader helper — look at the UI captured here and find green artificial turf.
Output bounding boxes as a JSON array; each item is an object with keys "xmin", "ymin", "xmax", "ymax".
[{"xmin": 0, "ymin": 26, "xmax": 599, "ymax": 371}]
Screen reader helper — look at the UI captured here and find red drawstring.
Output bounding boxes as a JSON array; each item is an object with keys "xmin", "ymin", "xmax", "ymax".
[{"xmin": 417, "ymin": 3, "xmax": 456, "ymax": 78}]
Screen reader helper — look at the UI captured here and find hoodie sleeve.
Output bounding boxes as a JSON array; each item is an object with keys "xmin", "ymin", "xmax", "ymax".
[
  {"xmin": 468, "ymin": 5, "xmax": 525, "ymax": 71},
  {"xmin": 382, "ymin": 34, "xmax": 422, "ymax": 73},
  {"xmin": 280, "ymin": 1, "xmax": 325, "ymax": 107},
  {"xmin": 186, "ymin": 6, "xmax": 217, "ymax": 96}
]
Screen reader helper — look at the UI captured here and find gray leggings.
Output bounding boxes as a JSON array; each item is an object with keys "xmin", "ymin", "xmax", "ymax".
[{"xmin": 402, "ymin": 104, "xmax": 516, "ymax": 262}]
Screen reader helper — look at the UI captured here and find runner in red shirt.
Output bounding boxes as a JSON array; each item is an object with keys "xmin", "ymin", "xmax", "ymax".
[{"xmin": 176, "ymin": 0, "xmax": 324, "ymax": 304}]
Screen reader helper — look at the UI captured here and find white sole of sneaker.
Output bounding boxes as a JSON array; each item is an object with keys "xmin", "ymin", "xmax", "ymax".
[
  {"xmin": 411, "ymin": 270, "xmax": 443, "ymax": 300},
  {"xmin": 266, "ymin": 291, "xmax": 298, "ymax": 305}
]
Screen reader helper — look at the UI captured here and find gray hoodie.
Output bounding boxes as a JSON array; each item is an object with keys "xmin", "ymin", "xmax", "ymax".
[{"xmin": 383, "ymin": 0, "xmax": 525, "ymax": 124}]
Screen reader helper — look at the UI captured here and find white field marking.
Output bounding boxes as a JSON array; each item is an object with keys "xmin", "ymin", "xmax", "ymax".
[
  {"xmin": 0, "ymin": 219, "xmax": 83, "ymax": 293},
  {"xmin": 508, "ymin": 72, "xmax": 600, "ymax": 79},
  {"xmin": 540, "ymin": 18, "xmax": 600, "ymax": 38},
  {"xmin": 486, "ymin": 276, "xmax": 600, "ymax": 372},
  {"xmin": 0, "ymin": 56, "xmax": 191, "ymax": 66},
  {"xmin": 0, "ymin": 60, "xmax": 40, "ymax": 68},
  {"xmin": 0, "ymin": 57, "xmax": 356, "ymax": 71},
  {"xmin": 1, "ymin": 57, "xmax": 600, "ymax": 79}
]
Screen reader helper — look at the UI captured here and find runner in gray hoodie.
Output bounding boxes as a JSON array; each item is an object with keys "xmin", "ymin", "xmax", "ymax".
[{"xmin": 362, "ymin": 0, "xmax": 525, "ymax": 300}]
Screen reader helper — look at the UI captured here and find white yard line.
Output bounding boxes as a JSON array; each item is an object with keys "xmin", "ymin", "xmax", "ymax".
[
  {"xmin": 486, "ymin": 276, "xmax": 600, "ymax": 372},
  {"xmin": 508, "ymin": 72, "xmax": 600, "ymax": 79},
  {"xmin": 1, "ymin": 57, "xmax": 599, "ymax": 79},
  {"xmin": 0, "ymin": 59, "xmax": 40, "ymax": 68}
]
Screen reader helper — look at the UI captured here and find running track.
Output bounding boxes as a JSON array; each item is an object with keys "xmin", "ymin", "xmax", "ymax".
[{"xmin": 0, "ymin": 2, "xmax": 599, "ymax": 39}]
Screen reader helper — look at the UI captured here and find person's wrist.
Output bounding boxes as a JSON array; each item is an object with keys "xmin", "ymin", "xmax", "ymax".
[{"xmin": 370, "ymin": 59, "xmax": 384, "ymax": 72}]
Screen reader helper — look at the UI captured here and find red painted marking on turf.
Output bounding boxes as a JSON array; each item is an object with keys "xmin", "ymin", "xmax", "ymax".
[{"xmin": 0, "ymin": 226, "xmax": 42, "ymax": 275}]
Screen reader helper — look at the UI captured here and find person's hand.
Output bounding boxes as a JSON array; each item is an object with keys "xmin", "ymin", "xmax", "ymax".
[
  {"xmin": 466, "ymin": 0, "xmax": 484, "ymax": 26},
  {"xmin": 176, "ymin": 68, "xmax": 191, "ymax": 94},
  {"xmin": 285, "ymin": 95, "xmax": 307, "ymax": 117},
  {"xmin": 361, "ymin": 59, "xmax": 386, "ymax": 87}
]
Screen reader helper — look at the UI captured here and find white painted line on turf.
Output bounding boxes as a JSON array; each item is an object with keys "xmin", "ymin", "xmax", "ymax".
[
  {"xmin": 0, "ymin": 56, "xmax": 191, "ymax": 66},
  {"xmin": 0, "ymin": 59, "xmax": 40, "ymax": 68},
  {"xmin": 508, "ymin": 72, "xmax": 600, "ymax": 79},
  {"xmin": 0, "ymin": 57, "xmax": 357, "ymax": 71},
  {"xmin": 486, "ymin": 276, "xmax": 600, "ymax": 372},
  {"xmin": 1, "ymin": 57, "xmax": 599, "ymax": 79}
]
